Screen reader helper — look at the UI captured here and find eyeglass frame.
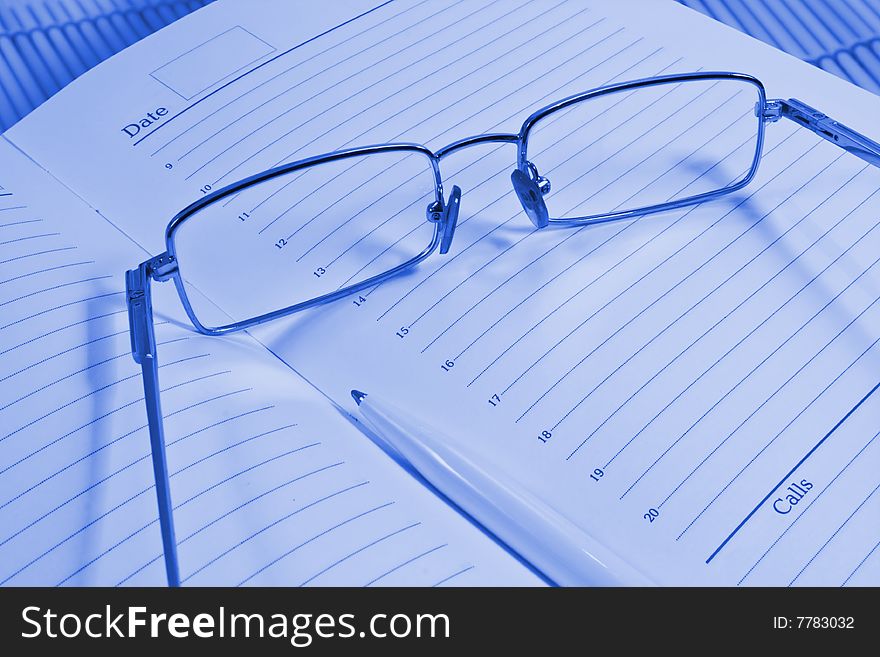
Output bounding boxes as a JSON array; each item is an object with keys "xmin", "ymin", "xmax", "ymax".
[{"xmin": 124, "ymin": 70, "xmax": 880, "ymax": 586}]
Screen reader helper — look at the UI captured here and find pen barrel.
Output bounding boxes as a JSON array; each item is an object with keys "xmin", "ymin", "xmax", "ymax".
[{"xmin": 359, "ymin": 399, "xmax": 654, "ymax": 587}]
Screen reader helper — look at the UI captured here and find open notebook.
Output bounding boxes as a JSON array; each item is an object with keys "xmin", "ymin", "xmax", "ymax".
[{"xmin": 2, "ymin": 0, "xmax": 879, "ymax": 586}]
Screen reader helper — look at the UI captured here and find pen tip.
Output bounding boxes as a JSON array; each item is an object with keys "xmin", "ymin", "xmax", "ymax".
[{"xmin": 351, "ymin": 390, "xmax": 367, "ymax": 405}]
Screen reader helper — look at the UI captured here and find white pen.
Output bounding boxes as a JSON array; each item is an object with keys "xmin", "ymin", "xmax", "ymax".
[{"xmin": 351, "ymin": 390, "xmax": 655, "ymax": 587}]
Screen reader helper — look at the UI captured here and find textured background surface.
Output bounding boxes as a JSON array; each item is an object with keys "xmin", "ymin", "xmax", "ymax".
[
  {"xmin": 0, "ymin": 0, "xmax": 878, "ymax": 133},
  {"xmin": 680, "ymin": 0, "xmax": 880, "ymax": 93},
  {"xmin": 0, "ymin": 0, "xmax": 213, "ymax": 131}
]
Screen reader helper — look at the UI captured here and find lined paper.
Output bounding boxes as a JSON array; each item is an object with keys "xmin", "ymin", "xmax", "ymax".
[
  {"xmin": 0, "ymin": 139, "xmax": 540, "ymax": 586},
  {"xmin": 7, "ymin": 0, "xmax": 880, "ymax": 585}
]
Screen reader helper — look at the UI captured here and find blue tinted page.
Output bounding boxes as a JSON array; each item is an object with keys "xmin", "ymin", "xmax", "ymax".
[
  {"xmin": 7, "ymin": 0, "xmax": 879, "ymax": 585},
  {"xmin": 0, "ymin": 138, "xmax": 540, "ymax": 586}
]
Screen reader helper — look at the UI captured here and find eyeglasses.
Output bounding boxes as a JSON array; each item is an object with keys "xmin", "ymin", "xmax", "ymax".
[{"xmin": 125, "ymin": 70, "xmax": 880, "ymax": 586}]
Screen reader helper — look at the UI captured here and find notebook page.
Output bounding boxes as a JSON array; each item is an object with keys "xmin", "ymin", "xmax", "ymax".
[
  {"xmin": 0, "ymin": 139, "xmax": 541, "ymax": 586},
  {"xmin": 7, "ymin": 0, "xmax": 879, "ymax": 585}
]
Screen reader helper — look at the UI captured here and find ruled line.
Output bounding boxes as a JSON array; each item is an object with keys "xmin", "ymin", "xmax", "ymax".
[
  {"xmin": 739, "ymin": 427, "xmax": 880, "ymax": 585},
  {"xmin": 705, "ymin": 375, "xmax": 880, "ymax": 563}
]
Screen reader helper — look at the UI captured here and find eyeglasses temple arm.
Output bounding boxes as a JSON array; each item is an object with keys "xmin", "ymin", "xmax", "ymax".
[
  {"xmin": 764, "ymin": 98, "xmax": 880, "ymax": 169},
  {"xmin": 126, "ymin": 258, "xmax": 180, "ymax": 587}
]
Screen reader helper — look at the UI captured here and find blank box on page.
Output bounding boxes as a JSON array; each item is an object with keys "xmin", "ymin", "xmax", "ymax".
[{"xmin": 150, "ymin": 26, "xmax": 275, "ymax": 99}]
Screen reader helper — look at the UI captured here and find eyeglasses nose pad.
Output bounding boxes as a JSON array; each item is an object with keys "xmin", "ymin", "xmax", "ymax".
[
  {"xmin": 511, "ymin": 169, "xmax": 549, "ymax": 229},
  {"xmin": 439, "ymin": 185, "xmax": 461, "ymax": 255}
]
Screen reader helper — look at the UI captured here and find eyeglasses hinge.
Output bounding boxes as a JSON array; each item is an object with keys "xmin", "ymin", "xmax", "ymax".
[
  {"xmin": 146, "ymin": 252, "xmax": 178, "ymax": 281},
  {"xmin": 760, "ymin": 99, "xmax": 784, "ymax": 123}
]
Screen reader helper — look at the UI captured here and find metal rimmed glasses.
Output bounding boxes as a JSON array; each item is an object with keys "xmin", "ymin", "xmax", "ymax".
[{"xmin": 125, "ymin": 71, "xmax": 880, "ymax": 585}]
